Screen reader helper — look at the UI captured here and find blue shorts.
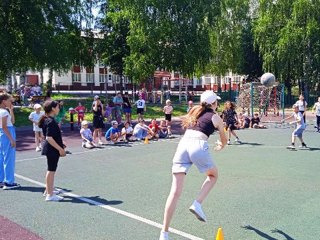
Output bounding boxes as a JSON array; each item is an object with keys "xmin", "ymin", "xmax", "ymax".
[
  {"xmin": 123, "ymin": 108, "xmax": 132, "ymax": 114},
  {"xmin": 293, "ymin": 126, "xmax": 305, "ymax": 137}
]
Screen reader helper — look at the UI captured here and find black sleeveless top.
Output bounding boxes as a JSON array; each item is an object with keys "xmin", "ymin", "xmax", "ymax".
[{"xmin": 188, "ymin": 108, "xmax": 215, "ymax": 137}]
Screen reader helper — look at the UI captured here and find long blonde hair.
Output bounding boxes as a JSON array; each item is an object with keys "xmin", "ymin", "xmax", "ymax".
[{"xmin": 182, "ymin": 102, "xmax": 214, "ymax": 129}]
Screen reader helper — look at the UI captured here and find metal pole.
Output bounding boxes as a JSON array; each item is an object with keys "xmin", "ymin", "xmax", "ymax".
[
  {"xmin": 281, "ymin": 84, "xmax": 285, "ymax": 119},
  {"xmin": 250, "ymin": 82, "xmax": 254, "ymax": 117}
]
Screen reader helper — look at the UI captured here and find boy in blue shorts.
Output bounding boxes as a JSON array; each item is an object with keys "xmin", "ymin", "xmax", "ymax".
[
  {"xmin": 105, "ymin": 121, "xmax": 120, "ymax": 144},
  {"xmin": 282, "ymin": 104, "xmax": 308, "ymax": 150}
]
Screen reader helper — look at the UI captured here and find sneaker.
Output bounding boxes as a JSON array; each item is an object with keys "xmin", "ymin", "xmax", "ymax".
[
  {"xmin": 235, "ymin": 138, "xmax": 241, "ymax": 144},
  {"xmin": 189, "ymin": 200, "xmax": 207, "ymax": 222},
  {"xmin": 3, "ymin": 183, "xmax": 21, "ymax": 190},
  {"xmin": 286, "ymin": 145, "xmax": 295, "ymax": 150},
  {"xmin": 45, "ymin": 194, "xmax": 64, "ymax": 202},
  {"xmin": 98, "ymin": 140, "xmax": 104, "ymax": 145},
  {"xmin": 35, "ymin": 146, "xmax": 41, "ymax": 152},
  {"xmin": 159, "ymin": 231, "xmax": 169, "ymax": 240},
  {"xmin": 227, "ymin": 140, "xmax": 231, "ymax": 145},
  {"xmin": 43, "ymin": 189, "xmax": 61, "ymax": 197},
  {"xmin": 81, "ymin": 142, "xmax": 86, "ymax": 148},
  {"xmin": 299, "ymin": 145, "xmax": 309, "ymax": 150},
  {"xmin": 0, "ymin": 182, "xmax": 4, "ymax": 188}
]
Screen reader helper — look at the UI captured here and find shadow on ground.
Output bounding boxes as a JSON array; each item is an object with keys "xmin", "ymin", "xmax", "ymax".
[{"xmin": 242, "ymin": 225, "xmax": 295, "ymax": 240}]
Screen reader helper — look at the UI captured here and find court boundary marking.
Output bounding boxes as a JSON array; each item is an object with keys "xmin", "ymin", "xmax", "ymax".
[
  {"xmin": 15, "ymin": 173, "xmax": 204, "ymax": 240},
  {"xmin": 16, "ymin": 138, "xmax": 181, "ymax": 163}
]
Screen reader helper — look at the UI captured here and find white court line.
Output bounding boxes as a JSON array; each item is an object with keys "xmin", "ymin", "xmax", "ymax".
[
  {"xmin": 15, "ymin": 173, "xmax": 204, "ymax": 240},
  {"xmin": 16, "ymin": 138, "xmax": 181, "ymax": 163}
]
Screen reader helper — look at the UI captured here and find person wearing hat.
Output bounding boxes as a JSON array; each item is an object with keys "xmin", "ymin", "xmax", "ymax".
[
  {"xmin": 163, "ymin": 99, "xmax": 173, "ymax": 137},
  {"xmin": 105, "ymin": 121, "xmax": 120, "ymax": 144},
  {"xmin": 28, "ymin": 103, "xmax": 45, "ymax": 152},
  {"xmin": 159, "ymin": 90, "xmax": 227, "ymax": 240},
  {"xmin": 80, "ymin": 120, "xmax": 96, "ymax": 149}
]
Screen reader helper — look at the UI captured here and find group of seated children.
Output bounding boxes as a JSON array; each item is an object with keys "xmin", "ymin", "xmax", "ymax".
[
  {"xmin": 80, "ymin": 119, "xmax": 170, "ymax": 148},
  {"xmin": 235, "ymin": 112, "xmax": 267, "ymax": 129}
]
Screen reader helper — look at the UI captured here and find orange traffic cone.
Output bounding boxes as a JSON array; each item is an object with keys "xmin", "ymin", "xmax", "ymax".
[
  {"xmin": 215, "ymin": 227, "xmax": 224, "ymax": 240},
  {"xmin": 144, "ymin": 137, "xmax": 149, "ymax": 144}
]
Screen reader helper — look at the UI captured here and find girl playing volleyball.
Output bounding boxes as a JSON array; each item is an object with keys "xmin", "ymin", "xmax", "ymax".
[{"xmin": 159, "ymin": 91, "xmax": 227, "ymax": 240}]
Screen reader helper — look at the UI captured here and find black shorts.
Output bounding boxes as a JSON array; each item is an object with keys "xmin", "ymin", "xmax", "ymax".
[
  {"xmin": 226, "ymin": 122, "xmax": 237, "ymax": 131},
  {"xmin": 93, "ymin": 116, "xmax": 104, "ymax": 129},
  {"xmin": 137, "ymin": 108, "xmax": 144, "ymax": 114},
  {"xmin": 165, "ymin": 114, "xmax": 172, "ymax": 121},
  {"xmin": 46, "ymin": 153, "xmax": 59, "ymax": 172}
]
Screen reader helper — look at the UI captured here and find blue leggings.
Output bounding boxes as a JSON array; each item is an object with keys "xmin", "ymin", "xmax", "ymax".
[{"xmin": 0, "ymin": 126, "xmax": 16, "ymax": 184}]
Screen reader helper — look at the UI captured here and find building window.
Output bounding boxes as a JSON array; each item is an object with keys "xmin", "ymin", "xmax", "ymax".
[
  {"xmin": 99, "ymin": 74, "xmax": 107, "ymax": 83},
  {"xmin": 72, "ymin": 73, "xmax": 81, "ymax": 82},
  {"xmin": 86, "ymin": 73, "xmax": 94, "ymax": 83}
]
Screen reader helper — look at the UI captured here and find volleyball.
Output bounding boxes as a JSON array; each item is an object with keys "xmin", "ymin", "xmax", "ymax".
[{"xmin": 261, "ymin": 73, "xmax": 276, "ymax": 87}]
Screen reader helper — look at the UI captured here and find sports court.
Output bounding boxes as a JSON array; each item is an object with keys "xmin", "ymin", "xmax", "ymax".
[{"xmin": 1, "ymin": 122, "xmax": 320, "ymax": 240}]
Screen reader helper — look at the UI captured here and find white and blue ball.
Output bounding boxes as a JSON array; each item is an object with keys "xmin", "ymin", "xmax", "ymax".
[{"xmin": 261, "ymin": 73, "xmax": 276, "ymax": 87}]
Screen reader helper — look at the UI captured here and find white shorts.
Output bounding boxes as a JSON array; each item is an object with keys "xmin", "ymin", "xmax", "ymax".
[
  {"xmin": 33, "ymin": 125, "xmax": 42, "ymax": 133},
  {"xmin": 172, "ymin": 130, "xmax": 215, "ymax": 174}
]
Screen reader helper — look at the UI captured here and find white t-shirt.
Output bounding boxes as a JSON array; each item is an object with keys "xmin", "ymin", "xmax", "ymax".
[
  {"xmin": 295, "ymin": 100, "xmax": 307, "ymax": 111},
  {"xmin": 136, "ymin": 99, "xmax": 145, "ymax": 109},
  {"xmin": 293, "ymin": 112, "xmax": 305, "ymax": 128},
  {"xmin": 133, "ymin": 123, "xmax": 148, "ymax": 134},
  {"xmin": 0, "ymin": 108, "xmax": 13, "ymax": 127},
  {"xmin": 121, "ymin": 126, "xmax": 133, "ymax": 134},
  {"xmin": 163, "ymin": 105, "xmax": 173, "ymax": 114},
  {"xmin": 314, "ymin": 102, "xmax": 320, "ymax": 116},
  {"xmin": 29, "ymin": 111, "xmax": 45, "ymax": 132},
  {"xmin": 80, "ymin": 128, "xmax": 93, "ymax": 140}
]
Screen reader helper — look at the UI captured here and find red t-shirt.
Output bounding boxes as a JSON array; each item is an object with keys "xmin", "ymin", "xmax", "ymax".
[
  {"xmin": 75, "ymin": 106, "xmax": 86, "ymax": 116},
  {"xmin": 149, "ymin": 123, "xmax": 159, "ymax": 132}
]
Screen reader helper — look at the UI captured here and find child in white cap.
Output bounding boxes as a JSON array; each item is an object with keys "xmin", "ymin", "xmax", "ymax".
[
  {"xmin": 28, "ymin": 103, "xmax": 45, "ymax": 152},
  {"xmin": 163, "ymin": 99, "xmax": 173, "ymax": 137},
  {"xmin": 159, "ymin": 90, "xmax": 227, "ymax": 240},
  {"xmin": 80, "ymin": 120, "xmax": 96, "ymax": 148}
]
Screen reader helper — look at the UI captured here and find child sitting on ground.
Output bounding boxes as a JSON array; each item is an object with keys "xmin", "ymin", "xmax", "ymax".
[
  {"xmin": 121, "ymin": 122, "xmax": 134, "ymax": 142},
  {"xmin": 158, "ymin": 120, "xmax": 168, "ymax": 138},
  {"xmin": 133, "ymin": 119, "xmax": 153, "ymax": 140},
  {"xmin": 149, "ymin": 119, "xmax": 160, "ymax": 140},
  {"xmin": 80, "ymin": 120, "xmax": 96, "ymax": 148},
  {"xmin": 250, "ymin": 113, "xmax": 267, "ymax": 129},
  {"xmin": 105, "ymin": 121, "xmax": 120, "ymax": 144}
]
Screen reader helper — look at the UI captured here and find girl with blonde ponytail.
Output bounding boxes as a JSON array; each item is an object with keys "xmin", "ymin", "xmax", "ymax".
[{"xmin": 159, "ymin": 91, "xmax": 227, "ymax": 240}]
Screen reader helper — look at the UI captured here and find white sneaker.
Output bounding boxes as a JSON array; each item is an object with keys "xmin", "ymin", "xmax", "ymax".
[
  {"xmin": 45, "ymin": 194, "xmax": 64, "ymax": 202},
  {"xmin": 35, "ymin": 147, "xmax": 41, "ymax": 152},
  {"xmin": 235, "ymin": 138, "xmax": 241, "ymax": 144},
  {"xmin": 189, "ymin": 200, "xmax": 207, "ymax": 222},
  {"xmin": 43, "ymin": 189, "xmax": 61, "ymax": 197},
  {"xmin": 227, "ymin": 140, "xmax": 231, "ymax": 145},
  {"xmin": 286, "ymin": 145, "xmax": 295, "ymax": 150},
  {"xmin": 98, "ymin": 140, "xmax": 104, "ymax": 145},
  {"xmin": 159, "ymin": 231, "xmax": 169, "ymax": 240}
]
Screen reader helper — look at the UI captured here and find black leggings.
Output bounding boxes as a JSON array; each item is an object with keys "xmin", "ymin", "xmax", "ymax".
[
  {"xmin": 299, "ymin": 111, "xmax": 306, "ymax": 123},
  {"xmin": 46, "ymin": 153, "xmax": 60, "ymax": 172},
  {"xmin": 317, "ymin": 116, "xmax": 320, "ymax": 130}
]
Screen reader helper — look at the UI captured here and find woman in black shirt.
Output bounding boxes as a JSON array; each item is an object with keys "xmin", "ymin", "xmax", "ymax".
[
  {"xmin": 122, "ymin": 92, "xmax": 132, "ymax": 124},
  {"xmin": 92, "ymin": 97, "xmax": 104, "ymax": 145},
  {"xmin": 39, "ymin": 100, "xmax": 66, "ymax": 202}
]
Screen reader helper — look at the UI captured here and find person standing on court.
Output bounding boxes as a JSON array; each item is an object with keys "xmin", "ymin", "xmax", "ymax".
[
  {"xmin": 39, "ymin": 100, "xmax": 66, "ymax": 201},
  {"xmin": 135, "ymin": 94, "xmax": 146, "ymax": 120},
  {"xmin": 92, "ymin": 96, "xmax": 105, "ymax": 145},
  {"xmin": 0, "ymin": 92, "xmax": 20, "ymax": 190},
  {"xmin": 159, "ymin": 91, "xmax": 227, "ymax": 240},
  {"xmin": 295, "ymin": 94, "xmax": 307, "ymax": 123}
]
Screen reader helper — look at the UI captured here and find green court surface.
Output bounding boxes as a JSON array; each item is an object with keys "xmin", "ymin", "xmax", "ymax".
[{"xmin": 1, "ymin": 127, "xmax": 320, "ymax": 240}]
